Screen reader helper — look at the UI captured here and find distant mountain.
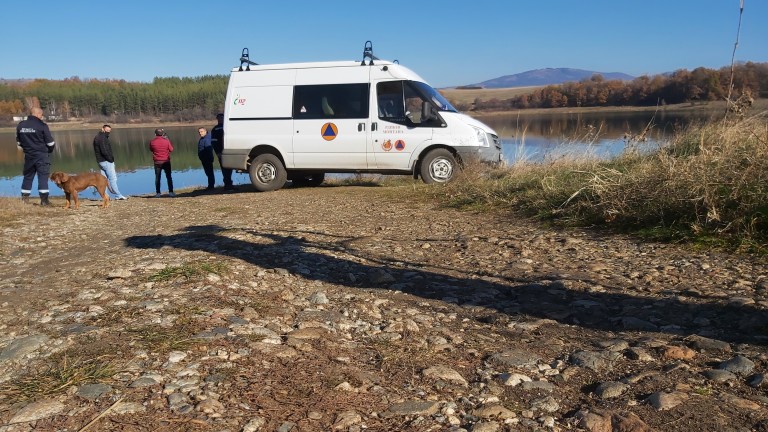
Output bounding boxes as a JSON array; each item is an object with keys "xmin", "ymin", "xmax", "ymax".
[
  {"xmin": 470, "ymin": 68, "xmax": 635, "ymax": 88},
  {"xmin": 0, "ymin": 78, "xmax": 32, "ymax": 86}
]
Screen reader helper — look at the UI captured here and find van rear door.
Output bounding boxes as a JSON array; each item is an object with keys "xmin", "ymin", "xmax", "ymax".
[{"xmin": 292, "ymin": 67, "xmax": 372, "ymax": 169}]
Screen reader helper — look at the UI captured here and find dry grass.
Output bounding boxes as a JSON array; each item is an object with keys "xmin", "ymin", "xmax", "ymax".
[
  {"xmin": 120, "ymin": 304, "xmax": 208, "ymax": 353},
  {"xmin": 148, "ymin": 261, "xmax": 228, "ymax": 282},
  {"xmin": 0, "ymin": 354, "xmax": 118, "ymax": 403},
  {"xmin": 363, "ymin": 337, "xmax": 435, "ymax": 383},
  {"xmin": 441, "ymin": 86, "xmax": 541, "ymax": 105},
  {"xmin": 565, "ymin": 115, "xmax": 768, "ymax": 239},
  {"xmin": 0, "ymin": 197, "xmax": 60, "ymax": 228},
  {"xmin": 432, "ymin": 112, "xmax": 768, "ymax": 249}
]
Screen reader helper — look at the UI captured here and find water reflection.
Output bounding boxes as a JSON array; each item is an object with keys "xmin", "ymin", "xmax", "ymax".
[
  {"xmin": 0, "ymin": 126, "xmax": 250, "ymax": 197},
  {"xmin": 479, "ymin": 111, "xmax": 688, "ymax": 138},
  {"xmin": 501, "ymin": 135, "xmax": 661, "ymax": 163},
  {"xmin": 475, "ymin": 110, "xmax": 718, "ymax": 163},
  {"xmin": 0, "ymin": 111, "xmax": 714, "ymax": 196}
]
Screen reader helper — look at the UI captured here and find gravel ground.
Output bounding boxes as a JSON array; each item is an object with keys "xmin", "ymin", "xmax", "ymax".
[{"xmin": 1, "ymin": 184, "xmax": 767, "ymax": 432}]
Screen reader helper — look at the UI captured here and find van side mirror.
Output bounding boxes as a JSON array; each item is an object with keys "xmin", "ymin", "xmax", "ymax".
[{"xmin": 421, "ymin": 101, "xmax": 433, "ymax": 122}]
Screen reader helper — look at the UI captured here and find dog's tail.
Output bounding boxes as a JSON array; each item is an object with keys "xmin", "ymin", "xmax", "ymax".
[{"xmin": 103, "ymin": 176, "xmax": 117, "ymax": 194}]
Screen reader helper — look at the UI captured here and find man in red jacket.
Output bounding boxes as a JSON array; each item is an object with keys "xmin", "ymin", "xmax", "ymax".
[{"xmin": 149, "ymin": 128, "xmax": 175, "ymax": 197}]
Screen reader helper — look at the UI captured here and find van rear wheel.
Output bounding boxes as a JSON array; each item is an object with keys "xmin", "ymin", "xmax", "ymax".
[
  {"xmin": 420, "ymin": 149, "xmax": 457, "ymax": 184},
  {"xmin": 249, "ymin": 154, "xmax": 287, "ymax": 192}
]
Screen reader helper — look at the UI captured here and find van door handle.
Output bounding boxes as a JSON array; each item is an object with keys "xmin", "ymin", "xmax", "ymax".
[
  {"xmin": 358, "ymin": 122, "xmax": 365, "ymax": 132},
  {"xmin": 371, "ymin": 122, "xmax": 377, "ymax": 131}
]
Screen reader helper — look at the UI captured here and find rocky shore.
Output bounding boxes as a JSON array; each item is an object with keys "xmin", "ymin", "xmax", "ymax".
[{"xmin": 1, "ymin": 185, "xmax": 766, "ymax": 431}]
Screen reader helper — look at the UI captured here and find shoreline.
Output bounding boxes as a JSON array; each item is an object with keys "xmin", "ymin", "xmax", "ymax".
[
  {"xmin": 472, "ymin": 99, "xmax": 768, "ymax": 117},
  {"xmin": 2, "ymin": 99, "xmax": 764, "ymax": 133},
  {"xmin": 0, "ymin": 120, "xmax": 201, "ymax": 133}
]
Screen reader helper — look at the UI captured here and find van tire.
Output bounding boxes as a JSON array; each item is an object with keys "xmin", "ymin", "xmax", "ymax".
[
  {"xmin": 420, "ymin": 149, "xmax": 457, "ymax": 184},
  {"xmin": 249, "ymin": 154, "xmax": 287, "ymax": 192}
]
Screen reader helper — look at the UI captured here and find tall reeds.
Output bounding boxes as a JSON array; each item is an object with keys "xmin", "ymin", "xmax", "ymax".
[{"xmin": 439, "ymin": 112, "xmax": 768, "ymax": 248}]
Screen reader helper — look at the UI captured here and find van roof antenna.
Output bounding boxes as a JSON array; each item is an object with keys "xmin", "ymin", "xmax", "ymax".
[
  {"xmin": 239, "ymin": 48, "xmax": 259, "ymax": 71},
  {"xmin": 361, "ymin": 41, "xmax": 379, "ymax": 66}
]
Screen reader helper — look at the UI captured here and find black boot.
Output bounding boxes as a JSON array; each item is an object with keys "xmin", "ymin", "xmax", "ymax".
[
  {"xmin": 21, "ymin": 193, "xmax": 30, "ymax": 204},
  {"xmin": 40, "ymin": 192, "xmax": 52, "ymax": 206}
]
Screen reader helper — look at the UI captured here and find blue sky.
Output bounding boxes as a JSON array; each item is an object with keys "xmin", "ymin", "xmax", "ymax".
[{"xmin": 1, "ymin": 0, "xmax": 765, "ymax": 88}]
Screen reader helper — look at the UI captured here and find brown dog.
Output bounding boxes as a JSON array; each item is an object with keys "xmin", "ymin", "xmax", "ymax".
[{"xmin": 50, "ymin": 171, "xmax": 113, "ymax": 209}]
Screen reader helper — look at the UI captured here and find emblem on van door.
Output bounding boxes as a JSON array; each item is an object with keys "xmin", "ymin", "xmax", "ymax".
[
  {"xmin": 382, "ymin": 140, "xmax": 392, "ymax": 151},
  {"xmin": 321, "ymin": 123, "xmax": 338, "ymax": 141},
  {"xmin": 233, "ymin": 94, "xmax": 246, "ymax": 106},
  {"xmin": 395, "ymin": 140, "xmax": 406, "ymax": 151}
]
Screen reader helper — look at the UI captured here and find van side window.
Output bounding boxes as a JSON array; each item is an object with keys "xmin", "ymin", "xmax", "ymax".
[
  {"xmin": 377, "ymin": 81, "xmax": 406, "ymax": 122},
  {"xmin": 377, "ymin": 81, "xmax": 437, "ymax": 127},
  {"xmin": 293, "ymin": 84, "xmax": 369, "ymax": 120}
]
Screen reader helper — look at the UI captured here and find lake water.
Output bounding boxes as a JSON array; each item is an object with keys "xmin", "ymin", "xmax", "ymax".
[
  {"xmin": 0, "ymin": 111, "xmax": 716, "ymax": 197},
  {"xmin": 0, "ymin": 126, "xmax": 253, "ymax": 198},
  {"xmin": 476, "ymin": 109, "xmax": 718, "ymax": 163}
]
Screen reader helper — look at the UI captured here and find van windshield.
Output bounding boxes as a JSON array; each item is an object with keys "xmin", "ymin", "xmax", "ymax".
[{"xmin": 409, "ymin": 81, "xmax": 458, "ymax": 113}]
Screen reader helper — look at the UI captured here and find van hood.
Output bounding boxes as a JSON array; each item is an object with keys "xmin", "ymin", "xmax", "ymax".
[{"xmin": 442, "ymin": 112, "xmax": 497, "ymax": 135}]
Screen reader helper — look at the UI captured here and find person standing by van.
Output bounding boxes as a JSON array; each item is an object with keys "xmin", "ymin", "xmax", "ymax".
[
  {"xmin": 197, "ymin": 127, "xmax": 215, "ymax": 190},
  {"xmin": 211, "ymin": 113, "xmax": 234, "ymax": 190},
  {"xmin": 16, "ymin": 107, "xmax": 55, "ymax": 205},
  {"xmin": 149, "ymin": 128, "xmax": 175, "ymax": 197},
  {"xmin": 93, "ymin": 125, "xmax": 128, "ymax": 200}
]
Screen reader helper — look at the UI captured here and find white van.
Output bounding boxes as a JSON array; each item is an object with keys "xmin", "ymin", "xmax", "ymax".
[{"xmin": 221, "ymin": 43, "xmax": 502, "ymax": 191}]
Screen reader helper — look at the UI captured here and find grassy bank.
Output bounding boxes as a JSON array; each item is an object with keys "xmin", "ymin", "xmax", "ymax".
[{"xmin": 433, "ymin": 112, "xmax": 768, "ymax": 251}]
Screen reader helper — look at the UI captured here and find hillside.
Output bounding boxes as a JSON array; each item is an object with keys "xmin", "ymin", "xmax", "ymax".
[
  {"xmin": 440, "ymin": 86, "xmax": 542, "ymax": 106},
  {"xmin": 0, "ymin": 79, "xmax": 31, "ymax": 86},
  {"xmin": 471, "ymin": 68, "xmax": 635, "ymax": 88}
]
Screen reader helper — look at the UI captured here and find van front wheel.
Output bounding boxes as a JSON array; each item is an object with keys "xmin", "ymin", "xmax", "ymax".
[
  {"xmin": 249, "ymin": 154, "xmax": 287, "ymax": 192},
  {"xmin": 420, "ymin": 149, "xmax": 457, "ymax": 184}
]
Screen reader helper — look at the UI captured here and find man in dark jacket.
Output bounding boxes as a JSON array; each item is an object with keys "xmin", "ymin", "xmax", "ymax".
[
  {"xmin": 93, "ymin": 125, "xmax": 128, "ymax": 200},
  {"xmin": 211, "ymin": 113, "xmax": 234, "ymax": 190},
  {"xmin": 197, "ymin": 127, "xmax": 216, "ymax": 189},
  {"xmin": 16, "ymin": 107, "xmax": 55, "ymax": 205}
]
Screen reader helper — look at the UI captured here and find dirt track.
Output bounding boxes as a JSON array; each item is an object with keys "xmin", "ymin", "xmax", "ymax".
[{"xmin": 0, "ymin": 184, "xmax": 767, "ymax": 431}]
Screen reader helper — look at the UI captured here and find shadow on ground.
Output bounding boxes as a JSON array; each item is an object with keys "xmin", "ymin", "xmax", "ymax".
[{"xmin": 125, "ymin": 224, "xmax": 768, "ymax": 346}]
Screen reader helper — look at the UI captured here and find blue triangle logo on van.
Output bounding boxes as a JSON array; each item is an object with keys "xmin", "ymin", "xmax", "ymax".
[{"xmin": 321, "ymin": 122, "xmax": 338, "ymax": 141}]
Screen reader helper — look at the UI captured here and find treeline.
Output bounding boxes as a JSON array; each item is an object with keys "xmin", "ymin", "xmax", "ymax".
[
  {"xmin": 0, "ymin": 75, "xmax": 228, "ymax": 125},
  {"xmin": 455, "ymin": 62, "xmax": 768, "ymax": 111},
  {"xmin": 3, "ymin": 62, "xmax": 767, "ymax": 123}
]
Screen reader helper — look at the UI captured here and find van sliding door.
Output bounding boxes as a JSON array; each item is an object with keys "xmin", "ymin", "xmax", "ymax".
[{"xmin": 292, "ymin": 74, "xmax": 371, "ymax": 169}]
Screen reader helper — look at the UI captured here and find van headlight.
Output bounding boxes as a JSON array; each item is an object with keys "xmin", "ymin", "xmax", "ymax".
[{"xmin": 473, "ymin": 126, "xmax": 490, "ymax": 147}]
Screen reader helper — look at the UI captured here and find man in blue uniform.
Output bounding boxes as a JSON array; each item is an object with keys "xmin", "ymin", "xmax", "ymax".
[
  {"xmin": 211, "ymin": 113, "xmax": 234, "ymax": 190},
  {"xmin": 16, "ymin": 107, "xmax": 55, "ymax": 205}
]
